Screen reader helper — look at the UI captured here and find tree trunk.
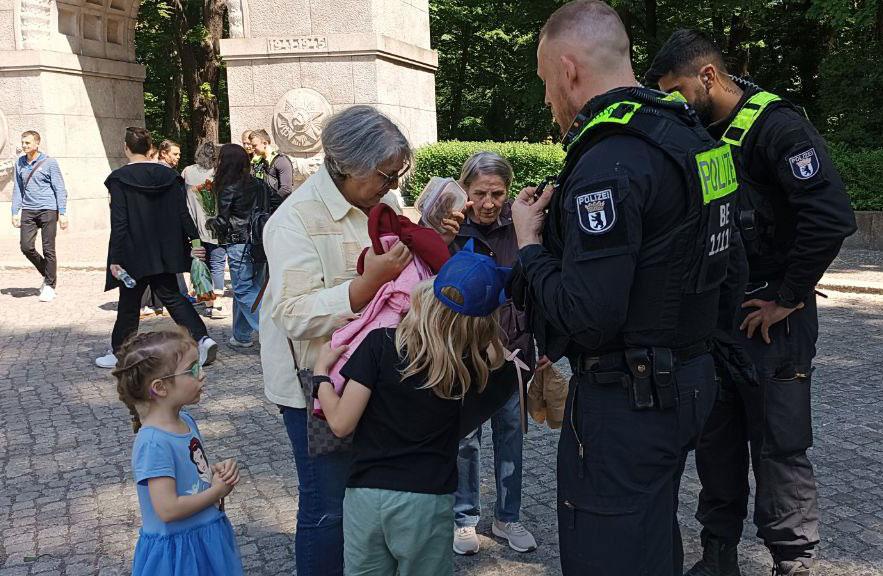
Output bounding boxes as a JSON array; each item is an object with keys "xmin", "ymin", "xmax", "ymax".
[
  {"xmin": 644, "ymin": 0, "xmax": 658, "ymax": 55},
  {"xmin": 162, "ymin": 65, "xmax": 184, "ymax": 139},
  {"xmin": 173, "ymin": 0, "xmax": 225, "ymax": 155},
  {"xmin": 876, "ymin": 0, "xmax": 883, "ymax": 44},
  {"xmin": 726, "ymin": 12, "xmax": 751, "ymax": 76},
  {"xmin": 448, "ymin": 21, "xmax": 472, "ymax": 137}
]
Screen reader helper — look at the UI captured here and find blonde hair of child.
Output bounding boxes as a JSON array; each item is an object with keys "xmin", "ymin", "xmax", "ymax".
[
  {"xmin": 395, "ymin": 280, "xmax": 504, "ymax": 400},
  {"xmin": 112, "ymin": 327, "xmax": 196, "ymax": 433}
]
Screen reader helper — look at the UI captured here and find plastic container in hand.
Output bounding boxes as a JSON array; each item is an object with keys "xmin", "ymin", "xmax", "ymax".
[
  {"xmin": 415, "ymin": 177, "xmax": 468, "ymax": 235},
  {"xmin": 113, "ymin": 267, "xmax": 136, "ymax": 289}
]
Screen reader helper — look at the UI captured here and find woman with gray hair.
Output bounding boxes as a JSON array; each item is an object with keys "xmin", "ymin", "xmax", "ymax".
[
  {"xmin": 450, "ymin": 151, "xmax": 541, "ymax": 557},
  {"xmin": 259, "ymin": 105, "xmax": 463, "ymax": 576},
  {"xmin": 182, "ymin": 141, "xmax": 228, "ymax": 318}
]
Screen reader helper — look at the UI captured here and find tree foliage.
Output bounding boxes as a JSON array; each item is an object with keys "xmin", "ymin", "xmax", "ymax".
[
  {"xmin": 430, "ymin": 0, "xmax": 883, "ymax": 148},
  {"xmin": 136, "ymin": 0, "xmax": 230, "ymax": 163}
]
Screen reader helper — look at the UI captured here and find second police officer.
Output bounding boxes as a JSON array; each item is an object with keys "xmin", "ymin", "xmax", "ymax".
[
  {"xmin": 510, "ymin": 2, "xmax": 744, "ymax": 575},
  {"xmin": 645, "ymin": 30, "xmax": 857, "ymax": 576}
]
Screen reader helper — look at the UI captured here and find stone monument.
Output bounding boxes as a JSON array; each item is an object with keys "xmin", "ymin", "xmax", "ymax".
[
  {"xmin": 0, "ymin": 0, "xmax": 437, "ymax": 236},
  {"xmin": 219, "ymin": 0, "xmax": 438, "ymax": 186},
  {"xmin": 0, "ymin": 0, "xmax": 146, "ymax": 236}
]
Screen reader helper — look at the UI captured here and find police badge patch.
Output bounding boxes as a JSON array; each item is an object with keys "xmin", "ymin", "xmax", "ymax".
[
  {"xmin": 788, "ymin": 148, "xmax": 820, "ymax": 180},
  {"xmin": 576, "ymin": 188, "xmax": 616, "ymax": 235}
]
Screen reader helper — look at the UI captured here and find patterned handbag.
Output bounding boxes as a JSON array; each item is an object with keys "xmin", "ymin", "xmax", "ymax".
[{"xmin": 287, "ymin": 340, "xmax": 353, "ymax": 457}]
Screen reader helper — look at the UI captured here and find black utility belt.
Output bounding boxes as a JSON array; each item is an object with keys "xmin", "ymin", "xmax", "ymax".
[{"xmin": 574, "ymin": 342, "xmax": 709, "ymax": 411}]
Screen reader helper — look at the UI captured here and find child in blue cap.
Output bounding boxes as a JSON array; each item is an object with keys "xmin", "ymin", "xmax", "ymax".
[{"xmin": 312, "ymin": 243, "xmax": 525, "ymax": 576}]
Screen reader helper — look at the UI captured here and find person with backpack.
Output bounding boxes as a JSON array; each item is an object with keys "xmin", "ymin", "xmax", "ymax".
[
  {"xmin": 249, "ymin": 129, "xmax": 293, "ymax": 213},
  {"xmin": 207, "ymin": 144, "xmax": 264, "ymax": 349}
]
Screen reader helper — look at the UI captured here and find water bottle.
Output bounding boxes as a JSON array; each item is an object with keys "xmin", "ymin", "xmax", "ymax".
[{"xmin": 114, "ymin": 267, "xmax": 136, "ymax": 289}]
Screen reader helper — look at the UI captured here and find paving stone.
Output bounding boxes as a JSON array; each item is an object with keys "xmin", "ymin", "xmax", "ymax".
[{"xmin": 1, "ymin": 268, "xmax": 882, "ymax": 575}]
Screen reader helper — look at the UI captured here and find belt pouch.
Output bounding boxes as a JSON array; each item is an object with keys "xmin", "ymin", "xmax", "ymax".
[
  {"xmin": 624, "ymin": 349, "xmax": 654, "ymax": 410},
  {"xmin": 652, "ymin": 347, "xmax": 675, "ymax": 409}
]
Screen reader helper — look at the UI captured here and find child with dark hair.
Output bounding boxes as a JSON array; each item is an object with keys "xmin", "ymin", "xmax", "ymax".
[{"xmin": 113, "ymin": 328, "xmax": 243, "ymax": 575}]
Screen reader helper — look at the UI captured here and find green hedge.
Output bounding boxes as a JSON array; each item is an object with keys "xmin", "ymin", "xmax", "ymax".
[
  {"xmin": 830, "ymin": 146, "xmax": 883, "ymax": 211},
  {"xmin": 406, "ymin": 140, "xmax": 883, "ymax": 211},
  {"xmin": 403, "ymin": 141, "xmax": 565, "ymax": 204}
]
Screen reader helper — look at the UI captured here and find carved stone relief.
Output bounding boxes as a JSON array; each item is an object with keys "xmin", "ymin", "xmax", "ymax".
[
  {"xmin": 19, "ymin": 0, "xmax": 52, "ymax": 49},
  {"xmin": 225, "ymin": 0, "xmax": 247, "ymax": 38},
  {"xmin": 272, "ymin": 88, "xmax": 332, "ymax": 155}
]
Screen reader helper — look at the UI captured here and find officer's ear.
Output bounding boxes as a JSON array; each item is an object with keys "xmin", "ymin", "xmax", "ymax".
[{"xmin": 699, "ymin": 64, "xmax": 717, "ymax": 92}]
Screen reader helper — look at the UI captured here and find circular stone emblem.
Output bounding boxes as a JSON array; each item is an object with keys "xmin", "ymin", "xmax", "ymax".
[{"xmin": 272, "ymin": 88, "xmax": 333, "ymax": 154}]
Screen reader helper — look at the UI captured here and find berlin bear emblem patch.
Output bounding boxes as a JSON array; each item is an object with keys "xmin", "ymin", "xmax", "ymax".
[
  {"xmin": 788, "ymin": 148, "xmax": 820, "ymax": 180},
  {"xmin": 576, "ymin": 188, "xmax": 616, "ymax": 235}
]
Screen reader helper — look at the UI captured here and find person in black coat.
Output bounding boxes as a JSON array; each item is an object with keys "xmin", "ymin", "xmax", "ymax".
[
  {"xmin": 207, "ymin": 144, "xmax": 263, "ymax": 348},
  {"xmin": 95, "ymin": 127, "xmax": 218, "ymax": 369}
]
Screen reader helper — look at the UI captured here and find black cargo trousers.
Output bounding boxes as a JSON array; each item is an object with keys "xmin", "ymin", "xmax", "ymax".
[
  {"xmin": 557, "ymin": 352, "xmax": 717, "ymax": 576},
  {"xmin": 694, "ymin": 285, "xmax": 820, "ymax": 563}
]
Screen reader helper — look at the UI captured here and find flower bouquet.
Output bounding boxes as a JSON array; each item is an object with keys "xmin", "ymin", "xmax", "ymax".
[
  {"xmin": 190, "ymin": 240, "xmax": 215, "ymax": 303},
  {"xmin": 195, "ymin": 179, "xmax": 216, "ymax": 216}
]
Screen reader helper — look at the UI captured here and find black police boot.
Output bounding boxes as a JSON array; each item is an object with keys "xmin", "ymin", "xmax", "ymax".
[
  {"xmin": 684, "ymin": 538, "xmax": 741, "ymax": 576},
  {"xmin": 771, "ymin": 560, "xmax": 812, "ymax": 576}
]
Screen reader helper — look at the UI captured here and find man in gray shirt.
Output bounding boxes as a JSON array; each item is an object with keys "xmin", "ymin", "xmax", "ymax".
[{"xmin": 11, "ymin": 131, "xmax": 68, "ymax": 302}]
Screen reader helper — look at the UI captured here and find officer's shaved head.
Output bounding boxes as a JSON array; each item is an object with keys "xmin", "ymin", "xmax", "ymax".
[
  {"xmin": 537, "ymin": 0, "xmax": 638, "ymax": 136},
  {"xmin": 539, "ymin": 0, "xmax": 632, "ymax": 74}
]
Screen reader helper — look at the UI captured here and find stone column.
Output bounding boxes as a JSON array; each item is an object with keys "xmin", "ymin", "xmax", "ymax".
[
  {"xmin": 219, "ymin": 0, "xmax": 438, "ymax": 187},
  {"xmin": 0, "ymin": 0, "xmax": 144, "ymax": 237}
]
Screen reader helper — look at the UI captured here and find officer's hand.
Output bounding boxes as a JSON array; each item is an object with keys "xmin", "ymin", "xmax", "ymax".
[
  {"xmin": 739, "ymin": 299, "xmax": 805, "ymax": 344},
  {"xmin": 512, "ymin": 186, "xmax": 554, "ymax": 249},
  {"xmin": 58, "ymin": 214, "xmax": 69, "ymax": 230},
  {"xmin": 536, "ymin": 355, "xmax": 552, "ymax": 371},
  {"xmin": 439, "ymin": 201, "xmax": 472, "ymax": 245},
  {"xmin": 12, "ymin": 214, "xmax": 20, "ymax": 228}
]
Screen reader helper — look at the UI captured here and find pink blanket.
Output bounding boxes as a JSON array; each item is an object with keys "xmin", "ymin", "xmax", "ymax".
[{"xmin": 313, "ymin": 235, "xmax": 435, "ymax": 415}]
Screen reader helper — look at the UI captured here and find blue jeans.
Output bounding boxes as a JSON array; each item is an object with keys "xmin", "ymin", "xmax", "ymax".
[
  {"xmin": 224, "ymin": 243, "xmax": 261, "ymax": 342},
  {"xmin": 454, "ymin": 389, "xmax": 523, "ymax": 527},
  {"xmin": 282, "ymin": 407, "xmax": 352, "ymax": 576},
  {"xmin": 205, "ymin": 242, "xmax": 227, "ymax": 293}
]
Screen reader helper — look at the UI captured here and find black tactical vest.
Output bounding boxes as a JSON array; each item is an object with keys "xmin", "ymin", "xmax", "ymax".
[
  {"xmin": 556, "ymin": 89, "xmax": 740, "ymax": 347},
  {"xmin": 719, "ymin": 90, "xmax": 801, "ymax": 272}
]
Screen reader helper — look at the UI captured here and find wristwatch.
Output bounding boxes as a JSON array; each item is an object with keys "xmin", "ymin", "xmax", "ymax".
[{"xmin": 311, "ymin": 375, "xmax": 332, "ymax": 399}]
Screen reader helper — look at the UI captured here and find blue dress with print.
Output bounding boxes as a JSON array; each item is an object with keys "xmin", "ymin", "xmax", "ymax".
[{"xmin": 131, "ymin": 411, "xmax": 243, "ymax": 576}]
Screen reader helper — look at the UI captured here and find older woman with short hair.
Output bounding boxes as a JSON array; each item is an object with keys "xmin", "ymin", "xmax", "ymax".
[
  {"xmin": 261, "ymin": 105, "xmax": 431, "ymax": 576},
  {"xmin": 450, "ymin": 151, "xmax": 539, "ymax": 557}
]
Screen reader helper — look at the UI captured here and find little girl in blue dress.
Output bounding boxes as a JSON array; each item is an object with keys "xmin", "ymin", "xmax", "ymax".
[{"xmin": 113, "ymin": 327, "xmax": 244, "ymax": 575}]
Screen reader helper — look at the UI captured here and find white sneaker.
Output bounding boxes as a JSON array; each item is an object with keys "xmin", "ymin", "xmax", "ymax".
[
  {"xmin": 453, "ymin": 526, "xmax": 480, "ymax": 556},
  {"xmin": 38, "ymin": 285, "xmax": 55, "ymax": 302},
  {"xmin": 228, "ymin": 336, "xmax": 254, "ymax": 348},
  {"xmin": 209, "ymin": 300, "xmax": 229, "ymax": 319},
  {"xmin": 492, "ymin": 520, "xmax": 537, "ymax": 553},
  {"xmin": 95, "ymin": 350, "xmax": 118, "ymax": 369},
  {"xmin": 198, "ymin": 336, "xmax": 218, "ymax": 366}
]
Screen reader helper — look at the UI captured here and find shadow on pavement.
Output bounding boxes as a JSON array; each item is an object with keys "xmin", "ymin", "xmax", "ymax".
[{"xmin": 1, "ymin": 287, "xmax": 41, "ymax": 297}]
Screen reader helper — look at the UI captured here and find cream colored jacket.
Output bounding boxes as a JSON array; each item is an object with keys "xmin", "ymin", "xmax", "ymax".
[{"xmin": 260, "ymin": 165, "xmax": 401, "ymax": 408}]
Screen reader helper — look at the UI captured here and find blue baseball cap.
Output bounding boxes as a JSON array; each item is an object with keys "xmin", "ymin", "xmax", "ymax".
[{"xmin": 434, "ymin": 239, "xmax": 511, "ymax": 317}]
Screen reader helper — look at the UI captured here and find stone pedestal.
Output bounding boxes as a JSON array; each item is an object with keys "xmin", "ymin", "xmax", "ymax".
[
  {"xmin": 219, "ymin": 0, "xmax": 438, "ymax": 186},
  {"xmin": 0, "ymin": 0, "xmax": 144, "ymax": 237}
]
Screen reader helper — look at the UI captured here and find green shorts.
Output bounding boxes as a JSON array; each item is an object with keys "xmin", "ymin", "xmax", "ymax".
[{"xmin": 343, "ymin": 487, "xmax": 455, "ymax": 576}]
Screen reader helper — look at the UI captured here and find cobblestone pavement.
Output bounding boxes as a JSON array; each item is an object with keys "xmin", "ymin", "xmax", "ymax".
[{"xmin": 1, "ymin": 269, "xmax": 882, "ymax": 576}]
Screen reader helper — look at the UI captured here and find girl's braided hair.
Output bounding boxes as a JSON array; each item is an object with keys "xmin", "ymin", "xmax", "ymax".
[{"xmin": 111, "ymin": 327, "xmax": 196, "ymax": 433}]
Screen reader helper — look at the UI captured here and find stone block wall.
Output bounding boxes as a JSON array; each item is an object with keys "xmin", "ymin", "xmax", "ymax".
[{"xmin": 0, "ymin": 52, "xmax": 144, "ymax": 237}]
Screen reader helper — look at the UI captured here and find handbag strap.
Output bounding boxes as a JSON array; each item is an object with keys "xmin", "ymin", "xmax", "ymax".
[
  {"xmin": 286, "ymin": 338, "xmax": 300, "ymax": 371},
  {"xmin": 22, "ymin": 158, "xmax": 48, "ymax": 190}
]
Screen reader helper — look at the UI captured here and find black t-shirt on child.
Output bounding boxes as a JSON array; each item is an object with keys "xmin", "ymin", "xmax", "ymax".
[{"xmin": 340, "ymin": 327, "xmax": 517, "ymax": 495}]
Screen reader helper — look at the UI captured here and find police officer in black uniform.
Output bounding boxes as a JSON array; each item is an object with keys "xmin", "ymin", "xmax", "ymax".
[
  {"xmin": 510, "ymin": 3, "xmax": 744, "ymax": 575},
  {"xmin": 645, "ymin": 30, "xmax": 857, "ymax": 576}
]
